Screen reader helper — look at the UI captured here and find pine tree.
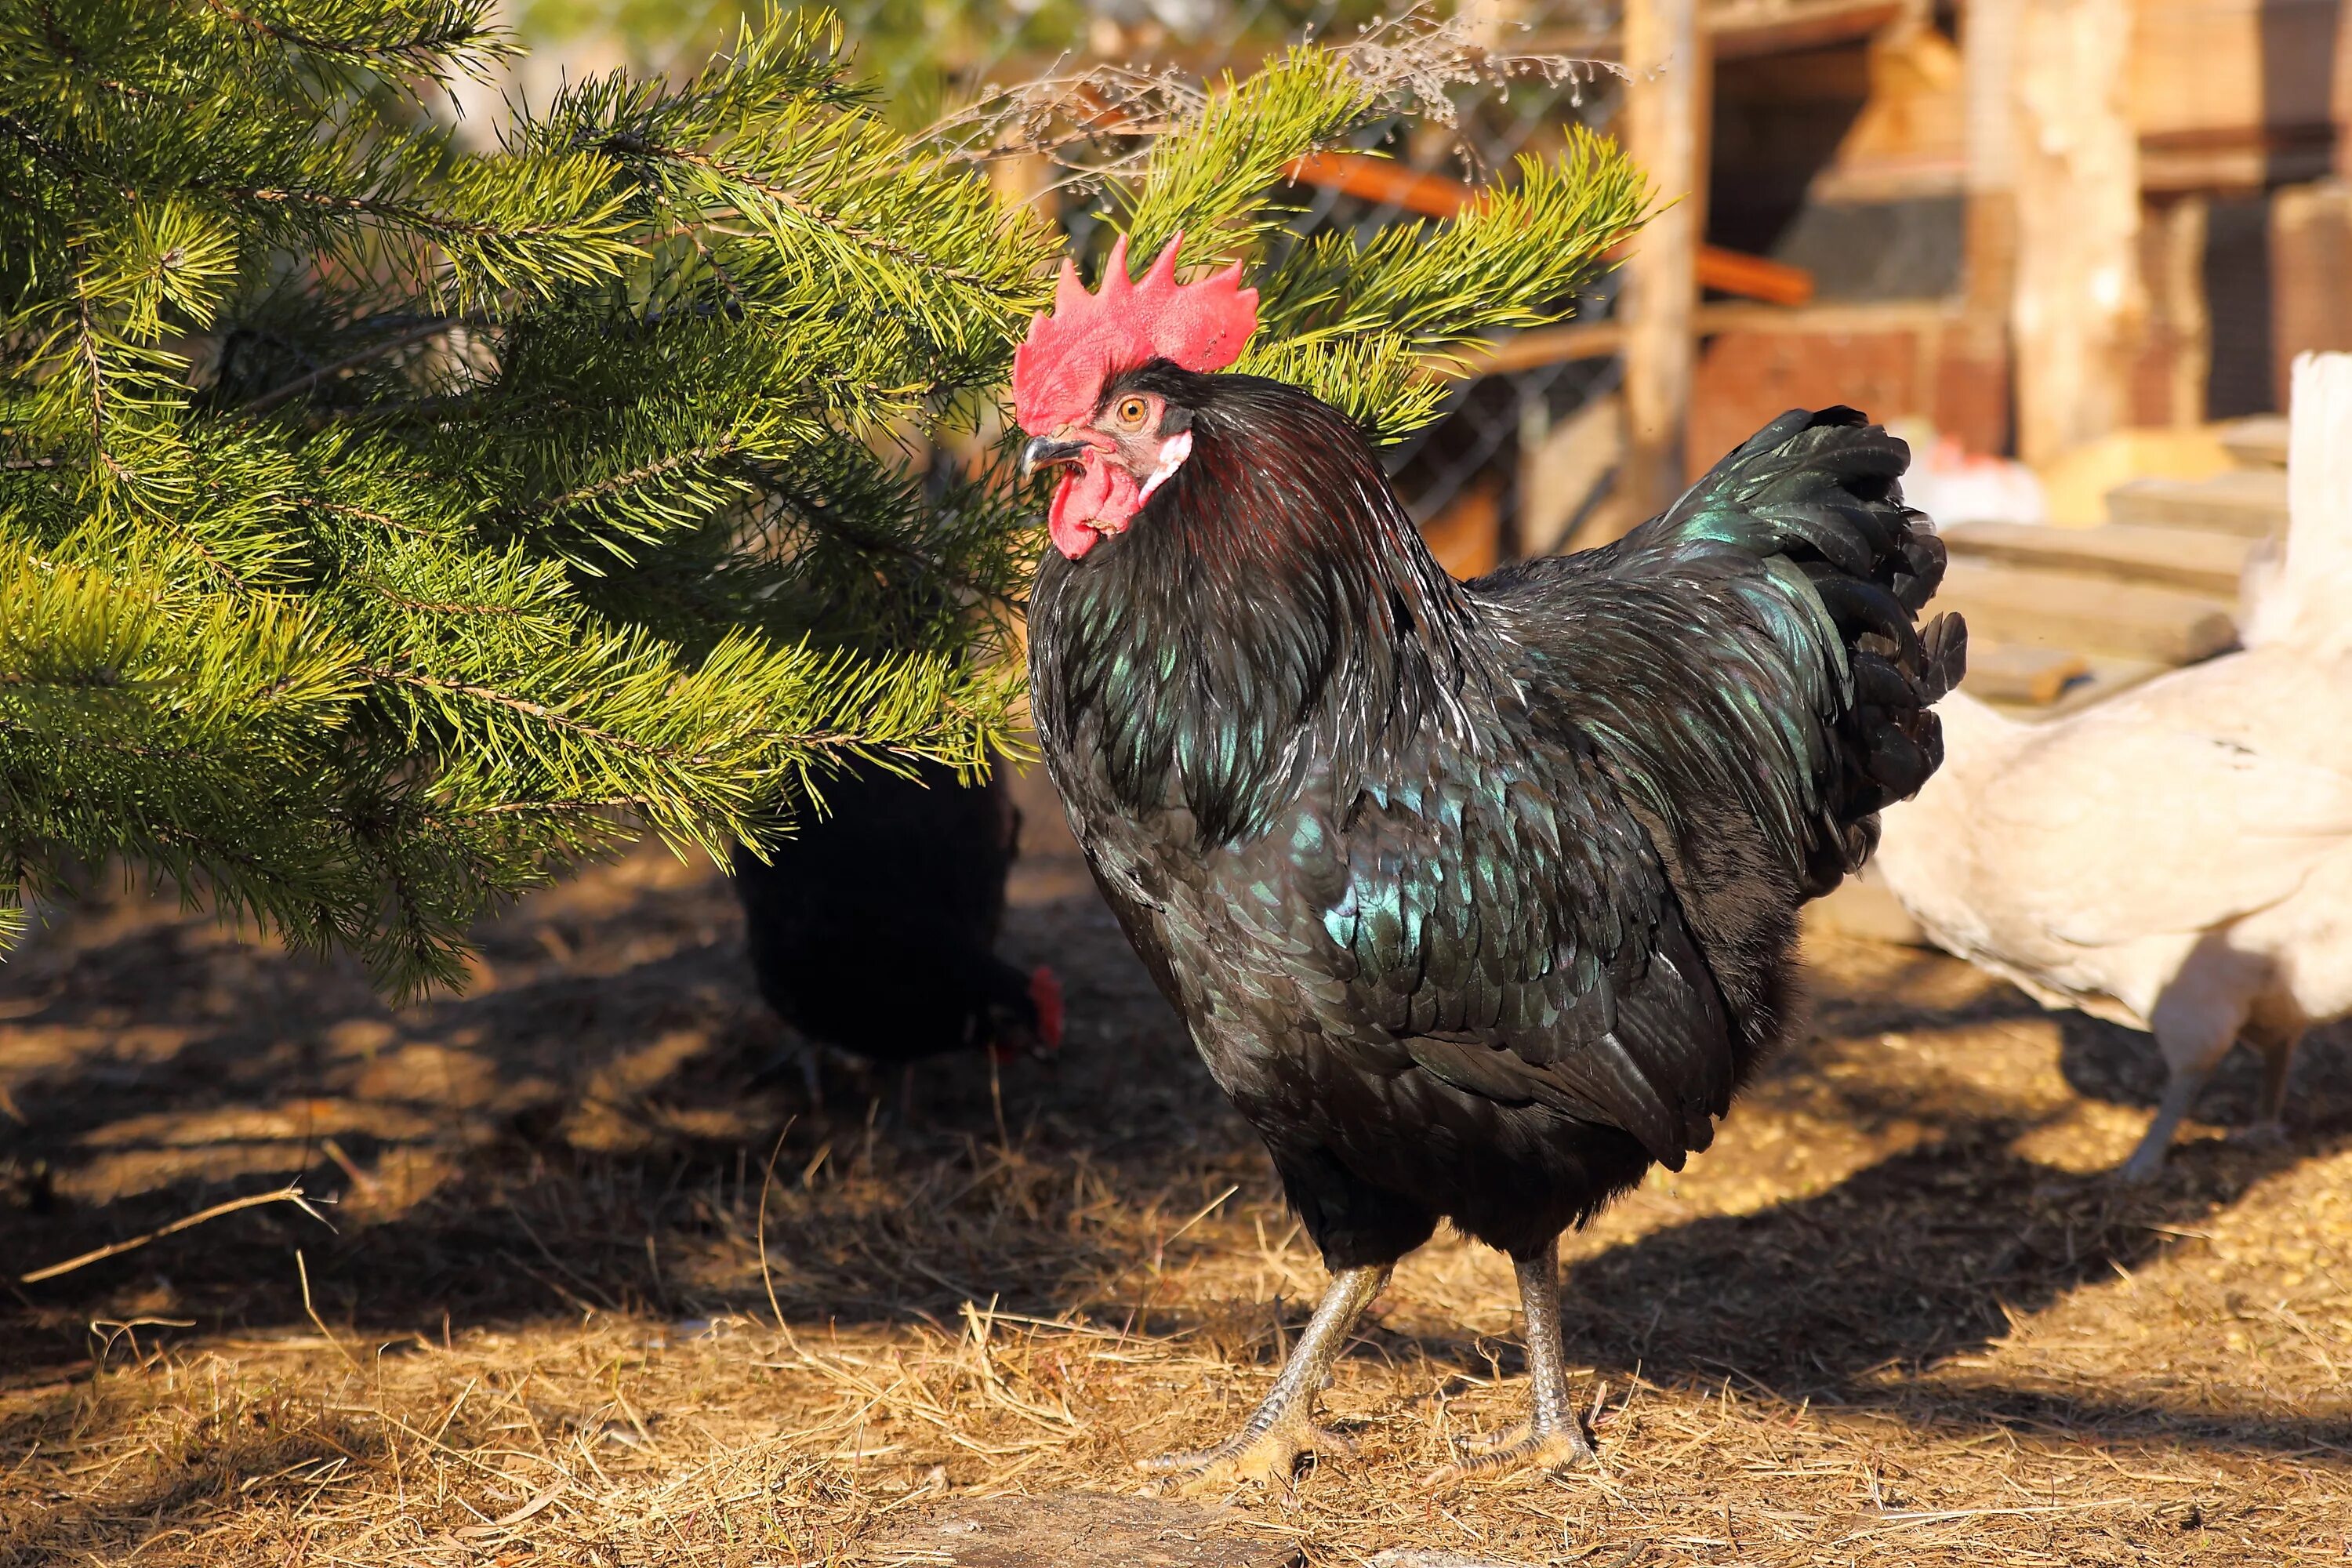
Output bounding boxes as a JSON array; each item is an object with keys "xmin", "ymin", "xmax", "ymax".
[{"xmin": 0, "ymin": 1, "xmax": 1644, "ymax": 996}]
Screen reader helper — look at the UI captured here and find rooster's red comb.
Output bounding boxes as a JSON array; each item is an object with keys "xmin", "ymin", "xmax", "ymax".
[{"xmin": 1011, "ymin": 234, "xmax": 1258, "ymax": 436}]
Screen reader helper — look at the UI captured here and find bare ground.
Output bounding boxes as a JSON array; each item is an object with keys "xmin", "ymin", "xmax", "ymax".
[{"xmin": 2, "ymin": 765, "xmax": 2349, "ymax": 1566}]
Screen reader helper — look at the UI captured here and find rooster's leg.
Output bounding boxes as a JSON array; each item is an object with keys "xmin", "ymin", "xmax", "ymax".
[
  {"xmin": 1140, "ymin": 1263, "xmax": 1388, "ymax": 1492},
  {"xmin": 1428, "ymin": 1240, "xmax": 1594, "ymax": 1484}
]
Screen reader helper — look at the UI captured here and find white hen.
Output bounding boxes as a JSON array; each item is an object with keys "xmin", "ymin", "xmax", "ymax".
[{"xmin": 1873, "ymin": 353, "xmax": 2352, "ymax": 1179}]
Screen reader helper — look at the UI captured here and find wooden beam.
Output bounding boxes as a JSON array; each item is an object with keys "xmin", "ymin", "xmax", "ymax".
[
  {"xmin": 1933, "ymin": 559, "xmax": 2237, "ymax": 663},
  {"xmin": 2009, "ymin": 0, "xmax": 2143, "ymax": 466},
  {"xmin": 1621, "ymin": 0, "xmax": 1711, "ymax": 517},
  {"xmin": 1526, "ymin": 0, "xmax": 1903, "ymax": 62},
  {"xmin": 1450, "ymin": 321, "xmax": 1626, "ymax": 377},
  {"xmin": 2339, "ymin": 5, "xmax": 2352, "ymax": 182},
  {"xmin": 2103, "ymin": 469, "xmax": 2289, "ymax": 537},
  {"xmin": 1940, "ymin": 520, "xmax": 2259, "ymax": 597},
  {"xmin": 1283, "ymin": 154, "xmax": 1813, "ymax": 306},
  {"xmin": 1447, "ymin": 299, "xmax": 1953, "ymax": 379},
  {"xmin": 1285, "ymin": 152, "xmax": 1478, "ymax": 223},
  {"xmin": 2138, "ymin": 125, "xmax": 2336, "ymax": 193}
]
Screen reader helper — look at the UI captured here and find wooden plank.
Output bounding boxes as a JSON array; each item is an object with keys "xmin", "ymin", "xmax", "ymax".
[
  {"xmin": 2103, "ymin": 468, "xmax": 2290, "ymax": 536},
  {"xmin": 1933, "ymin": 558, "xmax": 2238, "ymax": 662},
  {"xmin": 2217, "ymin": 414, "xmax": 2289, "ymax": 467},
  {"xmin": 1456, "ymin": 321, "xmax": 1624, "ymax": 376},
  {"xmin": 1282, "ymin": 154, "xmax": 1813, "ymax": 305},
  {"xmin": 1940, "ymin": 520, "xmax": 2259, "ymax": 596},
  {"xmin": 1958, "ymin": 641, "xmax": 2092, "ymax": 704},
  {"xmin": 1692, "ymin": 321, "xmax": 1932, "ymax": 482}
]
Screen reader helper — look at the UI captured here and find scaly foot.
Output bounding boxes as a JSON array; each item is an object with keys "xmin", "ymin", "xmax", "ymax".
[
  {"xmin": 1141, "ymin": 1264, "xmax": 1391, "ymax": 1497},
  {"xmin": 1425, "ymin": 1419, "xmax": 1593, "ymax": 1487},
  {"xmin": 1139, "ymin": 1408, "xmax": 1358, "ymax": 1495}
]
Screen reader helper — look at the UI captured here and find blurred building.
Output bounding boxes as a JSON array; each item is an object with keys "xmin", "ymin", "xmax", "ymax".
[{"xmin": 463, "ymin": 0, "xmax": 2351, "ymax": 701}]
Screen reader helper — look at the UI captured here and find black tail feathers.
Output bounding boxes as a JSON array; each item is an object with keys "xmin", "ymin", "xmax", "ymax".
[{"xmin": 1700, "ymin": 408, "xmax": 1969, "ymax": 893}]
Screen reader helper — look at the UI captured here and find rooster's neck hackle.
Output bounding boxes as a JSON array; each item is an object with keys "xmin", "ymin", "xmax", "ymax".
[{"xmin": 1032, "ymin": 372, "xmax": 1514, "ymax": 847}]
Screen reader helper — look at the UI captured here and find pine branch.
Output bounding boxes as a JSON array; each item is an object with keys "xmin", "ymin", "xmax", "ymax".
[
  {"xmin": 194, "ymin": 0, "xmax": 511, "ymax": 74},
  {"xmin": 241, "ymin": 316, "xmax": 474, "ymax": 413},
  {"xmin": 1120, "ymin": 45, "xmax": 1379, "ymax": 267},
  {"xmin": 0, "ymin": 2, "xmax": 1649, "ymax": 989}
]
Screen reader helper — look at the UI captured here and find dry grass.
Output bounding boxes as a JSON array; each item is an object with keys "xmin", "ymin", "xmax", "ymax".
[{"xmin": 3, "ymin": 768, "xmax": 2350, "ymax": 1566}]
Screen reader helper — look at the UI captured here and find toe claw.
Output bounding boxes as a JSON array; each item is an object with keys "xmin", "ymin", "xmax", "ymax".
[
  {"xmin": 1425, "ymin": 1425, "xmax": 1595, "ymax": 1488},
  {"xmin": 1138, "ymin": 1419, "xmax": 1354, "ymax": 1495},
  {"xmin": 1449, "ymin": 1425, "xmax": 1517, "ymax": 1457}
]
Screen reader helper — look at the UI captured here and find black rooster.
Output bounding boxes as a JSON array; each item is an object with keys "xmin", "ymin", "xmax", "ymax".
[
  {"xmin": 731, "ymin": 757, "xmax": 1062, "ymax": 1097},
  {"xmin": 1015, "ymin": 239, "xmax": 1962, "ymax": 1486}
]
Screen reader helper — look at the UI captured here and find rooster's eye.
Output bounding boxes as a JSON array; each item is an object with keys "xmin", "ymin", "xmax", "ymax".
[{"xmin": 1113, "ymin": 396, "xmax": 1150, "ymax": 430}]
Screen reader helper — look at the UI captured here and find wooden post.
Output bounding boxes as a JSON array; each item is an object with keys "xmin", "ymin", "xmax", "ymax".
[
  {"xmin": 1966, "ymin": 0, "xmax": 2023, "ymax": 324},
  {"xmin": 2137, "ymin": 194, "xmax": 2210, "ymax": 426},
  {"xmin": 2009, "ymin": 0, "xmax": 2144, "ymax": 466},
  {"xmin": 2270, "ymin": 184, "xmax": 2352, "ymax": 409},
  {"xmin": 1621, "ymin": 0, "xmax": 1710, "ymax": 522},
  {"xmin": 1959, "ymin": 0, "xmax": 2020, "ymax": 445},
  {"xmin": 2337, "ymin": 0, "xmax": 2352, "ymax": 182}
]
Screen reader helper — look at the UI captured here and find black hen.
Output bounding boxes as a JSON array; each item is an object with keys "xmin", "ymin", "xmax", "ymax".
[
  {"xmin": 1024, "ymin": 364, "xmax": 1961, "ymax": 1486},
  {"xmin": 731, "ymin": 758, "xmax": 1063, "ymax": 1091}
]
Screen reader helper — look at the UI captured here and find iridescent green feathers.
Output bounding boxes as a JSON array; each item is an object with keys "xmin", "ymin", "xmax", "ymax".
[
  {"xmin": 1487, "ymin": 406, "xmax": 1965, "ymax": 901},
  {"xmin": 1029, "ymin": 383, "xmax": 1962, "ymax": 1258}
]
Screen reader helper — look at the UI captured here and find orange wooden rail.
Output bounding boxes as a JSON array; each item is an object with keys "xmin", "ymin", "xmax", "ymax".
[{"xmin": 1284, "ymin": 151, "xmax": 1816, "ymax": 309}]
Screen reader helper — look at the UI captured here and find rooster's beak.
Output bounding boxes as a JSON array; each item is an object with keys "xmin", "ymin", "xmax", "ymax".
[{"xmin": 1022, "ymin": 435, "xmax": 1091, "ymax": 478}]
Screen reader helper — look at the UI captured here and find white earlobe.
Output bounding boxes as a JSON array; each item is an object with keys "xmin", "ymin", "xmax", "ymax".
[{"xmin": 1136, "ymin": 430, "xmax": 1195, "ymax": 503}]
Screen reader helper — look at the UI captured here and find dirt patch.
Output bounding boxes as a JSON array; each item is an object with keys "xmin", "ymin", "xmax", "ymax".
[{"xmin": 2, "ymin": 765, "xmax": 2349, "ymax": 1566}]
